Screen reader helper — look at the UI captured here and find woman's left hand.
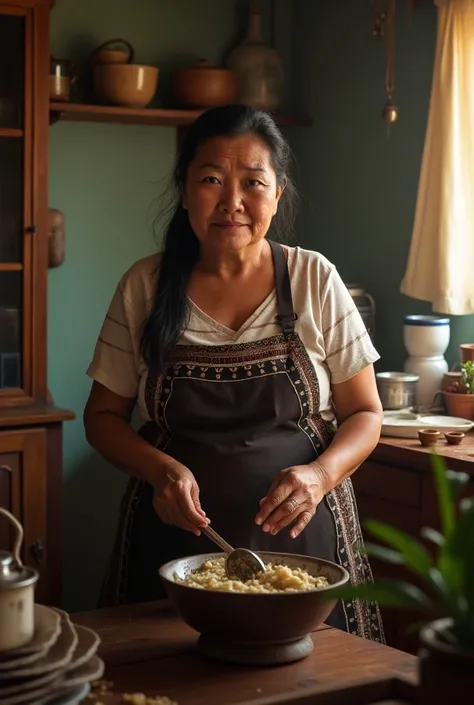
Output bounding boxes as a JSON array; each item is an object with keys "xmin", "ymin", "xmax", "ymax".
[{"xmin": 255, "ymin": 464, "xmax": 328, "ymax": 539}]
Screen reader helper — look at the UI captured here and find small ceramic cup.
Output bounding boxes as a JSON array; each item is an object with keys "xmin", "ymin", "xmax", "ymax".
[
  {"xmin": 418, "ymin": 428, "xmax": 440, "ymax": 447},
  {"xmin": 444, "ymin": 431, "xmax": 465, "ymax": 446}
]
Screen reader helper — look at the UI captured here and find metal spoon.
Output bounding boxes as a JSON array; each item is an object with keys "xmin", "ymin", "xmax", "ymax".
[{"xmin": 201, "ymin": 525, "xmax": 266, "ymax": 582}]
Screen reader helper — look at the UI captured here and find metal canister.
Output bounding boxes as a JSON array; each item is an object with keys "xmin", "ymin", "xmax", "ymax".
[
  {"xmin": 376, "ymin": 371, "xmax": 420, "ymax": 410},
  {"xmin": 0, "ymin": 509, "xmax": 39, "ymax": 651},
  {"xmin": 345, "ymin": 283, "xmax": 375, "ymax": 343}
]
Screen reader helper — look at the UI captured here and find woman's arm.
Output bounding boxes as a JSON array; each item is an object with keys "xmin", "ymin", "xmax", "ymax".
[
  {"xmin": 312, "ymin": 364, "xmax": 383, "ymax": 489},
  {"xmin": 255, "ymin": 365, "xmax": 383, "ymax": 538},
  {"xmin": 84, "ymin": 381, "xmax": 208, "ymax": 534}
]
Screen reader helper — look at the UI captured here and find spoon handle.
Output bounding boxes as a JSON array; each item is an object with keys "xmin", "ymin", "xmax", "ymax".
[{"xmin": 201, "ymin": 525, "xmax": 234, "ymax": 554}]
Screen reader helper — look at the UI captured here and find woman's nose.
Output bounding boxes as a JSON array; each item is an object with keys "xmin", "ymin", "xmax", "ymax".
[{"xmin": 218, "ymin": 185, "xmax": 244, "ymax": 213}]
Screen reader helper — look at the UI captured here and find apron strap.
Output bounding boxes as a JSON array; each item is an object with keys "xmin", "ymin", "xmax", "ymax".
[{"xmin": 269, "ymin": 240, "xmax": 298, "ymax": 337}]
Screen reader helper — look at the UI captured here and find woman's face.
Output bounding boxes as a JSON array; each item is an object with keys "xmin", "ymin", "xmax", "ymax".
[{"xmin": 182, "ymin": 133, "xmax": 283, "ymax": 252}]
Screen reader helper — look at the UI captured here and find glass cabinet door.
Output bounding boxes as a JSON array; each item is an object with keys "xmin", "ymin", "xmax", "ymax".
[{"xmin": 0, "ymin": 9, "xmax": 28, "ymax": 394}]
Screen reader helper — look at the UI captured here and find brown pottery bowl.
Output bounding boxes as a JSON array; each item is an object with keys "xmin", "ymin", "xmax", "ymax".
[{"xmin": 159, "ymin": 551, "xmax": 349, "ymax": 666}]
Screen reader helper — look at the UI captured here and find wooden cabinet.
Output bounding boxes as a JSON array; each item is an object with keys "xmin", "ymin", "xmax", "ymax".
[
  {"xmin": 353, "ymin": 437, "xmax": 474, "ymax": 654},
  {"xmin": 0, "ymin": 0, "xmax": 73, "ymax": 606}
]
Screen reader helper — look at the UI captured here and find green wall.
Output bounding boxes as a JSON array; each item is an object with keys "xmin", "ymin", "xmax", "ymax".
[
  {"xmin": 48, "ymin": 0, "xmax": 254, "ymax": 611},
  {"xmin": 290, "ymin": 0, "xmax": 473, "ymax": 371}
]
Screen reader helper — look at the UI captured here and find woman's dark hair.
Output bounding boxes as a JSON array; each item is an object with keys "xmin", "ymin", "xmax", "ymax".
[{"xmin": 140, "ymin": 104, "xmax": 298, "ymax": 376}]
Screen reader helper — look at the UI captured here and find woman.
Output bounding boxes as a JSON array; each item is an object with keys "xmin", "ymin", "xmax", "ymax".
[{"xmin": 84, "ymin": 105, "xmax": 384, "ymax": 642}]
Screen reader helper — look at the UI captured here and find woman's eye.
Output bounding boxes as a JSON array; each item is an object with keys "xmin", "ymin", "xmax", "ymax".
[
  {"xmin": 247, "ymin": 179, "xmax": 264, "ymax": 187},
  {"xmin": 202, "ymin": 176, "xmax": 221, "ymax": 184}
]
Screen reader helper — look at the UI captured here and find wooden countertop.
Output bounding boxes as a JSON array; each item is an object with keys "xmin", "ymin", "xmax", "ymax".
[
  {"xmin": 73, "ymin": 601, "xmax": 417, "ymax": 705},
  {"xmin": 373, "ymin": 431, "xmax": 474, "ymax": 473}
]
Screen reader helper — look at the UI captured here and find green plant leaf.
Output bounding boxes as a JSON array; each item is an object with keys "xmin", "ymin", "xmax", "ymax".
[
  {"xmin": 448, "ymin": 497, "xmax": 474, "ymax": 614},
  {"xmin": 426, "ymin": 567, "xmax": 454, "ymax": 607},
  {"xmin": 421, "ymin": 526, "xmax": 445, "ymax": 547},
  {"xmin": 446, "ymin": 469, "xmax": 470, "ymax": 503},
  {"xmin": 364, "ymin": 542, "xmax": 404, "ymax": 565},
  {"xmin": 364, "ymin": 520, "xmax": 433, "ymax": 576},
  {"xmin": 431, "ymin": 453, "xmax": 455, "ymax": 538},
  {"xmin": 329, "ymin": 579, "xmax": 434, "ymax": 612}
]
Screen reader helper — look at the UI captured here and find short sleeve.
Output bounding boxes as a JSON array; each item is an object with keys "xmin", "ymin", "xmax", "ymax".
[
  {"xmin": 321, "ymin": 266, "xmax": 380, "ymax": 384},
  {"xmin": 86, "ymin": 280, "xmax": 140, "ymax": 398}
]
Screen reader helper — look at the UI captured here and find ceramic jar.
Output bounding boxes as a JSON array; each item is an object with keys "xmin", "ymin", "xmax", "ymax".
[
  {"xmin": 0, "ymin": 508, "xmax": 39, "ymax": 651},
  {"xmin": 403, "ymin": 315, "xmax": 450, "ymax": 409},
  {"xmin": 226, "ymin": 1, "xmax": 284, "ymax": 111}
]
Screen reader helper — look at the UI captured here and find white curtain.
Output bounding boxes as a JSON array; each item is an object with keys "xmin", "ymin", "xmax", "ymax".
[{"xmin": 400, "ymin": 0, "xmax": 474, "ymax": 315}]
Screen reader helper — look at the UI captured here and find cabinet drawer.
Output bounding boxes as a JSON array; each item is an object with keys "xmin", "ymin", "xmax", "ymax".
[
  {"xmin": 0, "ymin": 429, "xmax": 48, "ymax": 600},
  {"xmin": 355, "ymin": 493, "xmax": 420, "ymax": 536},
  {"xmin": 352, "ymin": 460, "xmax": 421, "ymax": 508}
]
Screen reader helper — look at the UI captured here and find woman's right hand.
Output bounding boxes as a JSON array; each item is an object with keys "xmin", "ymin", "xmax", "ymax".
[{"xmin": 152, "ymin": 458, "xmax": 209, "ymax": 536}]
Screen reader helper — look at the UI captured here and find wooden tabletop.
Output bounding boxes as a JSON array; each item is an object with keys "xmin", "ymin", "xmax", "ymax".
[
  {"xmin": 374, "ymin": 431, "xmax": 474, "ymax": 473},
  {"xmin": 73, "ymin": 600, "xmax": 417, "ymax": 705}
]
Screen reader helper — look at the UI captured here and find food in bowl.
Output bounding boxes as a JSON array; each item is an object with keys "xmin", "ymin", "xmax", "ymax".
[{"xmin": 174, "ymin": 557, "xmax": 329, "ymax": 593}]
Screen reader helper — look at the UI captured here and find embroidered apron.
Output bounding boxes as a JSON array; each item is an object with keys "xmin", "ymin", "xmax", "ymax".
[{"xmin": 100, "ymin": 241, "xmax": 384, "ymax": 642}]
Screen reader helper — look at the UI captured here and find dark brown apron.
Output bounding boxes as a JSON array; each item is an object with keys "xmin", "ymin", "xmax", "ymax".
[{"xmin": 100, "ymin": 242, "xmax": 384, "ymax": 642}]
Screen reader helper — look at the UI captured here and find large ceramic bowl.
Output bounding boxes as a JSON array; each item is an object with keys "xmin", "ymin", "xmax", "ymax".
[
  {"xmin": 94, "ymin": 64, "xmax": 159, "ymax": 108},
  {"xmin": 159, "ymin": 551, "xmax": 349, "ymax": 666}
]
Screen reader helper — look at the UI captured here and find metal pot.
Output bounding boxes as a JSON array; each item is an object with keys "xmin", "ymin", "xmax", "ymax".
[
  {"xmin": 345, "ymin": 283, "xmax": 375, "ymax": 343},
  {"xmin": 376, "ymin": 371, "xmax": 419, "ymax": 410},
  {"xmin": 0, "ymin": 508, "xmax": 39, "ymax": 651}
]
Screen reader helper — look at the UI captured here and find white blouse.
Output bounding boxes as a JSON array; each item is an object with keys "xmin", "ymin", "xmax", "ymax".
[{"xmin": 87, "ymin": 245, "xmax": 380, "ymax": 425}]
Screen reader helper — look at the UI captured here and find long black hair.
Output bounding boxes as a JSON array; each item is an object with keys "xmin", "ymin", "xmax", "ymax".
[{"xmin": 140, "ymin": 104, "xmax": 298, "ymax": 376}]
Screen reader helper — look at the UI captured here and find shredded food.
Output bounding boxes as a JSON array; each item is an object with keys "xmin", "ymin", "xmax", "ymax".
[
  {"xmin": 175, "ymin": 557, "xmax": 330, "ymax": 593},
  {"xmin": 91, "ymin": 680, "xmax": 178, "ymax": 705}
]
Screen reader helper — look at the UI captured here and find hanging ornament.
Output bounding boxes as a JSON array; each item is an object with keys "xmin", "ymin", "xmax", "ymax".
[
  {"xmin": 372, "ymin": 0, "xmax": 387, "ymax": 37},
  {"xmin": 383, "ymin": 0, "xmax": 398, "ymax": 133}
]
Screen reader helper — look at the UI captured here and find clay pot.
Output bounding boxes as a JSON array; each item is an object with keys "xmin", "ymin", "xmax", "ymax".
[
  {"xmin": 418, "ymin": 428, "xmax": 440, "ymax": 447},
  {"xmin": 94, "ymin": 65, "xmax": 159, "ymax": 109},
  {"xmin": 444, "ymin": 431, "xmax": 465, "ymax": 445},
  {"xmin": 170, "ymin": 59, "xmax": 237, "ymax": 109},
  {"xmin": 460, "ymin": 343, "xmax": 474, "ymax": 362},
  {"xmin": 441, "ymin": 371, "xmax": 462, "ymax": 392},
  {"xmin": 443, "ymin": 391, "xmax": 474, "ymax": 421},
  {"xmin": 92, "ymin": 38, "xmax": 134, "ymax": 66},
  {"xmin": 91, "ymin": 38, "xmax": 159, "ymax": 109},
  {"xmin": 419, "ymin": 619, "xmax": 474, "ymax": 705}
]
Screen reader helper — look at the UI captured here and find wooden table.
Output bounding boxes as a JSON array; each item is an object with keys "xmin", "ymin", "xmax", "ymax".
[{"xmin": 73, "ymin": 601, "xmax": 417, "ymax": 705}]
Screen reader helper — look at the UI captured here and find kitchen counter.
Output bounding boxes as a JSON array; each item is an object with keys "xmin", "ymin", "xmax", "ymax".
[
  {"xmin": 372, "ymin": 431, "xmax": 474, "ymax": 473},
  {"xmin": 351, "ymin": 430, "xmax": 474, "ymax": 654},
  {"xmin": 73, "ymin": 600, "xmax": 417, "ymax": 705}
]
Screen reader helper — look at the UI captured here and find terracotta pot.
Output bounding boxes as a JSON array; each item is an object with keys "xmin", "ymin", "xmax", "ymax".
[
  {"xmin": 460, "ymin": 343, "xmax": 474, "ymax": 362},
  {"xmin": 419, "ymin": 619, "xmax": 474, "ymax": 705},
  {"xmin": 171, "ymin": 59, "xmax": 237, "ymax": 109},
  {"xmin": 441, "ymin": 370, "xmax": 462, "ymax": 392},
  {"xmin": 443, "ymin": 391, "xmax": 474, "ymax": 420},
  {"xmin": 94, "ymin": 64, "xmax": 159, "ymax": 109}
]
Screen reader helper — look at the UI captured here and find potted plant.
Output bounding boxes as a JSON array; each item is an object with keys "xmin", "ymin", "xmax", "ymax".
[
  {"xmin": 444, "ymin": 360, "xmax": 474, "ymax": 420},
  {"xmin": 329, "ymin": 453, "xmax": 474, "ymax": 703}
]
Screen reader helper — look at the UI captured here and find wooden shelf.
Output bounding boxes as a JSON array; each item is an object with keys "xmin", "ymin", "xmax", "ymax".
[
  {"xmin": 0, "ymin": 128, "xmax": 23, "ymax": 138},
  {"xmin": 49, "ymin": 102, "xmax": 312, "ymax": 129},
  {"xmin": 0, "ymin": 263, "xmax": 23, "ymax": 272}
]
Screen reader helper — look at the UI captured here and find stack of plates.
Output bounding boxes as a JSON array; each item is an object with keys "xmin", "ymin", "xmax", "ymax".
[{"xmin": 0, "ymin": 604, "xmax": 104, "ymax": 705}]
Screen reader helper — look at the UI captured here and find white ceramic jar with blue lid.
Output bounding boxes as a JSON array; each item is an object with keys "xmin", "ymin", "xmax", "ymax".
[{"xmin": 403, "ymin": 315, "xmax": 450, "ymax": 358}]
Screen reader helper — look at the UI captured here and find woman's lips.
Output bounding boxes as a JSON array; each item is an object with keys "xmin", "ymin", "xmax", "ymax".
[{"xmin": 214, "ymin": 221, "xmax": 246, "ymax": 229}]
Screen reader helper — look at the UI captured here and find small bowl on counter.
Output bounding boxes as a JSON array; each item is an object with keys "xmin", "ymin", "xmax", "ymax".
[
  {"xmin": 444, "ymin": 431, "xmax": 465, "ymax": 445},
  {"xmin": 418, "ymin": 428, "xmax": 440, "ymax": 447},
  {"xmin": 376, "ymin": 371, "xmax": 420, "ymax": 410}
]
